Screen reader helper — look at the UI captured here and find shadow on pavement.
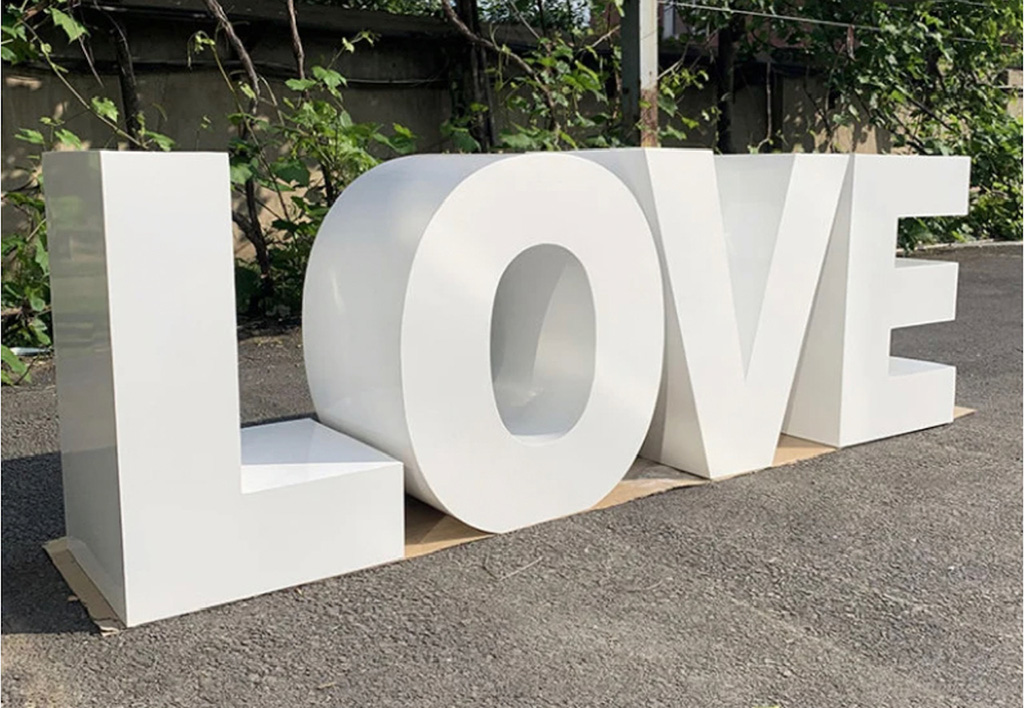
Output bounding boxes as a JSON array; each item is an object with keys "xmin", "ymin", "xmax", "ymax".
[
  {"xmin": 2, "ymin": 413, "xmax": 320, "ymax": 636},
  {"xmin": 2, "ymin": 451, "xmax": 98, "ymax": 635}
]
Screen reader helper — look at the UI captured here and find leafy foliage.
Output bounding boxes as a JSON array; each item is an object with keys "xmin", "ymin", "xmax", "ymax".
[
  {"xmin": 497, "ymin": 37, "xmax": 622, "ymax": 151},
  {"xmin": 2, "ymin": 0, "xmax": 176, "ymax": 381},
  {"xmin": 795, "ymin": 1, "xmax": 1022, "ymax": 246},
  {"xmin": 299, "ymin": 0, "xmax": 438, "ymax": 16},
  {"xmin": 672, "ymin": 0, "xmax": 1023, "ymax": 246},
  {"xmin": 1, "ymin": 181, "xmax": 49, "ymax": 384},
  {"xmin": 1, "ymin": 0, "xmax": 1020, "ymax": 383},
  {"xmin": 3, "ymin": 0, "xmax": 175, "ymax": 150},
  {"xmin": 445, "ymin": 27, "xmax": 710, "ymax": 153},
  {"xmin": 479, "ymin": 0, "xmax": 590, "ymax": 31},
  {"xmin": 191, "ymin": 31, "xmax": 416, "ymax": 318}
]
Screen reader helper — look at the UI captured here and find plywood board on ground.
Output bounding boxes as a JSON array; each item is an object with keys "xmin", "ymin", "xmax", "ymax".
[{"xmin": 46, "ymin": 406, "xmax": 976, "ymax": 632}]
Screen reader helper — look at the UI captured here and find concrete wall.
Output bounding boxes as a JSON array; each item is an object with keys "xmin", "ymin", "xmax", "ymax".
[{"xmin": 2, "ymin": 4, "xmax": 459, "ymax": 248}]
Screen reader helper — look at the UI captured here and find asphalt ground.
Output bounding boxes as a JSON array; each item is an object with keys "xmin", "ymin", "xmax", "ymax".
[{"xmin": 2, "ymin": 245, "xmax": 1021, "ymax": 708}]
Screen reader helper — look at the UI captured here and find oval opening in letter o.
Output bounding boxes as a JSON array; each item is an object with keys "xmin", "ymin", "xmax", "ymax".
[{"xmin": 490, "ymin": 244, "xmax": 596, "ymax": 443}]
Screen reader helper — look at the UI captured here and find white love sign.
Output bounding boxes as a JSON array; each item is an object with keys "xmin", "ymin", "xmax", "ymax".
[{"xmin": 42, "ymin": 149, "xmax": 969, "ymax": 625}]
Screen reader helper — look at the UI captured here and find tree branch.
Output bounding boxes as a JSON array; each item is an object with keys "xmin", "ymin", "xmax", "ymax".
[
  {"xmin": 284, "ymin": 0, "xmax": 306, "ymax": 83},
  {"xmin": 105, "ymin": 14, "xmax": 143, "ymax": 146},
  {"xmin": 283, "ymin": 0, "xmax": 338, "ymax": 203},
  {"xmin": 200, "ymin": 0, "xmax": 260, "ymax": 102},
  {"xmin": 439, "ymin": 0, "xmax": 560, "ymax": 135}
]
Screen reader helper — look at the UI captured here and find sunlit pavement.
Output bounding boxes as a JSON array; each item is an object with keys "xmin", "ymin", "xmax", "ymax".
[{"xmin": 2, "ymin": 245, "xmax": 1020, "ymax": 708}]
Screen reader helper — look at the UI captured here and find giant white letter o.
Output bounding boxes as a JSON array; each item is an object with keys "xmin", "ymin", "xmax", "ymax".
[{"xmin": 303, "ymin": 154, "xmax": 664, "ymax": 532}]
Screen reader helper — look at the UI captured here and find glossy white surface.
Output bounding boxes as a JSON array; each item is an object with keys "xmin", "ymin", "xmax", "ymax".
[
  {"xmin": 45, "ymin": 152, "xmax": 127, "ymax": 618},
  {"xmin": 44, "ymin": 148, "xmax": 970, "ymax": 625},
  {"xmin": 303, "ymin": 153, "xmax": 665, "ymax": 533},
  {"xmin": 783, "ymin": 154, "xmax": 968, "ymax": 447},
  {"xmin": 575, "ymin": 149, "xmax": 849, "ymax": 479},
  {"xmin": 490, "ymin": 245, "xmax": 596, "ymax": 441},
  {"xmin": 44, "ymin": 151, "xmax": 404, "ymax": 626},
  {"xmin": 240, "ymin": 418, "xmax": 401, "ymax": 494}
]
